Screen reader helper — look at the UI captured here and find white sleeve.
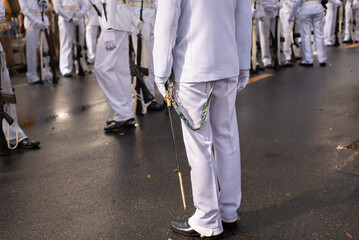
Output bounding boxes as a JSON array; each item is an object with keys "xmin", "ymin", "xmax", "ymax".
[
  {"xmin": 235, "ymin": 0, "xmax": 252, "ymax": 70},
  {"xmin": 107, "ymin": 0, "xmax": 117, "ymax": 29},
  {"xmin": 53, "ymin": 0, "xmax": 72, "ymax": 21},
  {"xmin": 19, "ymin": 0, "xmax": 41, "ymax": 24},
  {"xmin": 153, "ymin": 0, "xmax": 181, "ymax": 78},
  {"xmin": 289, "ymin": 0, "xmax": 303, "ymax": 19}
]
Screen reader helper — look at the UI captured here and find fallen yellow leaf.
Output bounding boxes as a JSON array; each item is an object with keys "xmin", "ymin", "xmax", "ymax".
[
  {"xmin": 147, "ymin": 175, "xmax": 151, "ymax": 179},
  {"xmin": 67, "ymin": 179, "xmax": 71, "ymax": 182},
  {"xmin": 344, "ymin": 232, "xmax": 353, "ymax": 239},
  {"xmin": 173, "ymin": 169, "xmax": 178, "ymax": 172},
  {"xmin": 118, "ymin": 132, "xmax": 125, "ymax": 136}
]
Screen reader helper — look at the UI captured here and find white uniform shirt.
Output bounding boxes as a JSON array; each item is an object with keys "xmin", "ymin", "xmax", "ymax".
[
  {"xmin": 129, "ymin": 0, "xmax": 157, "ymax": 24},
  {"xmin": 290, "ymin": 0, "xmax": 325, "ymax": 18},
  {"xmin": 86, "ymin": 1, "xmax": 101, "ymax": 26},
  {"xmin": 18, "ymin": 0, "xmax": 50, "ymax": 28},
  {"xmin": 153, "ymin": 0, "xmax": 252, "ymax": 83},
  {"xmin": 53, "ymin": 0, "xmax": 90, "ymax": 22},
  {"xmin": 262, "ymin": 0, "xmax": 279, "ymax": 17}
]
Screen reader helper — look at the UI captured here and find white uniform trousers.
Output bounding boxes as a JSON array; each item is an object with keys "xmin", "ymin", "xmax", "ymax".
[
  {"xmin": 131, "ymin": 22, "xmax": 155, "ymax": 96},
  {"xmin": 324, "ymin": 2, "xmax": 338, "ymax": 45},
  {"xmin": 300, "ymin": 13, "xmax": 327, "ymax": 63},
  {"xmin": 174, "ymin": 77, "xmax": 241, "ymax": 237},
  {"xmin": 85, "ymin": 24, "xmax": 99, "ymax": 63},
  {"xmin": 258, "ymin": 15, "xmax": 288, "ymax": 66},
  {"xmin": 25, "ymin": 27, "xmax": 52, "ymax": 83},
  {"xmin": 58, "ymin": 19, "xmax": 85, "ymax": 75},
  {"xmin": 0, "ymin": 44, "xmax": 27, "ymax": 142},
  {"xmin": 344, "ymin": 0, "xmax": 352, "ymax": 40},
  {"xmin": 344, "ymin": 3, "xmax": 359, "ymax": 41},
  {"xmin": 280, "ymin": 11, "xmax": 302, "ymax": 61},
  {"xmin": 94, "ymin": 31, "xmax": 134, "ymax": 122}
]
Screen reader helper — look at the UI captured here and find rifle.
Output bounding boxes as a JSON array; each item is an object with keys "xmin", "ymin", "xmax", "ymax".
[
  {"xmin": 40, "ymin": 0, "xmax": 58, "ymax": 84},
  {"xmin": 334, "ymin": 5, "xmax": 340, "ymax": 46},
  {"xmin": 273, "ymin": 14, "xmax": 281, "ymax": 68},
  {"xmin": 75, "ymin": 25, "xmax": 85, "ymax": 76},
  {"xmin": 129, "ymin": 35, "xmax": 154, "ymax": 109},
  {"xmin": 134, "ymin": 0, "xmax": 154, "ymax": 115},
  {"xmin": 0, "ymin": 51, "xmax": 15, "ymax": 156}
]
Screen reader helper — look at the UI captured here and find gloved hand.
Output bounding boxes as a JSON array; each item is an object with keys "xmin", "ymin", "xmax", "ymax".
[
  {"xmin": 334, "ymin": 0, "xmax": 342, "ymax": 7},
  {"xmin": 237, "ymin": 69, "xmax": 250, "ymax": 92},
  {"xmin": 38, "ymin": 0, "xmax": 49, "ymax": 9},
  {"xmin": 35, "ymin": 20, "xmax": 48, "ymax": 29},
  {"xmin": 155, "ymin": 76, "xmax": 168, "ymax": 98},
  {"xmin": 76, "ymin": 11, "xmax": 84, "ymax": 18},
  {"xmin": 133, "ymin": 19, "xmax": 144, "ymax": 31},
  {"xmin": 103, "ymin": 29, "xmax": 116, "ymax": 51},
  {"xmin": 251, "ymin": 6, "xmax": 257, "ymax": 16},
  {"xmin": 71, "ymin": 17, "xmax": 80, "ymax": 25}
]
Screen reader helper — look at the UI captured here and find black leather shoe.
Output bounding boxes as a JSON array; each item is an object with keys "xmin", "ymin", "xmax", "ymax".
[
  {"xmin": 63, "ymin": 73, "xmax": 72, "ymax": 78},
  {"xmin": 147, "ymin": 101, "xmax": 164, "ymax": 112},
  {"xmin": 18, "ymin": 138, "xmax": 40, "ymax": 149},
  {"xmin": 319, "ymin": 62, "xmax": 327, "ymax": 67},
  {"xmin": 104, "ymin": 118, "xmax": 135, "ymax": 132},
  {"xmin": 31, "ymin": 80, "xmax": 44, "ymax": 85},
  {"xmin": 171, "ymin": 220, "xmax": 200, "ymax": 237},
  {"xmin": 264, "ymin": 64, "xmax": 273, "ymax": 69},
  {"xmin": 284, "ymin": 62, "xmax": 293, "ymax": 67},
  {"xmin": 343, "ymin": 39, "xmax": 352, "ymax": 43},
  {"xmin": 222, "ymin": 220, "xmax": 238, "ymax": 230},
  {"xmin": 106, "ymin": 119, "xmax": 115, "ymax": 125},
  {"xmin": 299, "ymin": 62, "xmax": 313, "ymax": 67}
]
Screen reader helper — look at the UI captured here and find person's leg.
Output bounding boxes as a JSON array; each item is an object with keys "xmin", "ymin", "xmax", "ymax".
[
  {"xmin": 280, "ymin": 10, "xmax": 292, "ymax": 61},
  {"xmin": 209, "ymin": 77, "xmax": 241, "ymax": 223},
  {"xmin": 59, "ymin": 20, "xmax": 75, "ymax": 75},
  {"xmin": 354, "ymin": 8, "xmax": 359, "ymax": 41},
  {"xmin": 174, "ymin": 81, "xmax": 223, "ymax": 237},
  {"xmin": 25, "ymin": 27, "xmax": 40, "ymax": 83},
  {"xmin": 300, "ymin": 15, "xmax": 314, "ymax": 63},
  {"xmin": 313, "ymin": 13, "xmax": 327, "ymax": 63},
  {"xmin": 258, "ymin": 14, "xmax": 272, "ymax": 66},
  {"xmin": 86, "ymin": 24, "xmax": 98, "ymax": 63},
  {"xmin": 344, "ymin": 0, "xmax": 352, "ymax": 41},
  {"xmin": 94, "ymin": 31, "xmax": 134, "ymax": 122}
]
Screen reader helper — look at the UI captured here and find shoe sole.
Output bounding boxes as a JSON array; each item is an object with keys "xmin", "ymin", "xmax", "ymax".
[{"xmin": 104, "ymin": 124, "xmax": 135, "ymax": 133}]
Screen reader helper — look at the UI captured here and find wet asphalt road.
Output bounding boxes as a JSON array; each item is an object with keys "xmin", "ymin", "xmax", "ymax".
[{"xmin": 1, "ymin": 45, "xmax": 359, "ymax": 240}]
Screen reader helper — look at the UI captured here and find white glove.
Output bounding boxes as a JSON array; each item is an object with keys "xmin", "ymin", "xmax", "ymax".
[
  {"xmin": 133, "ymin": 19, "xmax": 144, "ymax": 31},
  {"xmin": 237, "ymin": 69, "xmax": 250, "ymax": 92},
  {"xmin": 71, "ymin": 17, "xmax": 80, "ymax": 25},
  {"xmin": 35, "ymin": 21, "xmax": 48, "ymax": 29},
  {"xmin": 155, "ymin": 76, "xmax": 168, "ymax": 98},
  {"xmin": 103, "ymin": 29, "xmax": 116, "ymax": 51},
  {"xmin": 76, "ymin": 11, "xmax": 84, "ymax": 18}
]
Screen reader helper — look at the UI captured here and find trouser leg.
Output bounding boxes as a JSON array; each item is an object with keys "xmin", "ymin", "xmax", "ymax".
[
  {"xmin": 258, "ymin": 15, "xmax": 272, "ymax": 66},
  {"xmin": 313, "ymin": 13, "xmax": 327, "ymax": 63},
  {"xmin": 354, "ymin": 9, "xmax": 359, "ymax": 40},
  {"xmin": 25, "ymin": 27, "xmax": 40, "ymax": 83},
  {"xmin": 280, "ymin": 11, "xmax": 292, "ymax": 61},
  {"xmin": 210, "ymin": 78, "xmax": 241, "ymax": 222},
  {"xmin": 300, "ymin": 15, "xmax": 314, "ymax": 63},
  {"xmin": 344, "ymin": 1, "xmax": 352, "ymax": 40},
  {"xmin": 59, "ymin": 21, "xmax": 75, "ymax": 75},
  {"xmin": 94, "ymin": 31, "xmax": 134, "ymax": 122},
  {"xmin": 86, "ymin": 24, "xmax": 98, "ymax": 63},
  {"xmin": 0, "ymin": 44, "xmax": 27, "ymax": 142}
]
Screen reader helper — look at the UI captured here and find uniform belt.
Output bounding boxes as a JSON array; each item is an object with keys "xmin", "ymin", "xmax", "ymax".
[
  {"xmin": 117, "ymin": 0, "xmax": 126, "ymax": 5},
  {"xmin": 31, "ymin": 12, "xmax": 42, "ymax": 16},
  {"xmin": 130, "ymin": 2, "xmax": 154, "ymax": 8},
  {"xmin": 301, "ymin": 1, "xmax": 321, "ymax": 5},
  {"xmin": 62, "ymin": 6, "xmax": 79, "ymax": 11}
]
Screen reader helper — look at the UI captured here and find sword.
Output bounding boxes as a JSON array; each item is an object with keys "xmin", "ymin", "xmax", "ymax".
[{"xmin": 165, "ymin": 81, "xmax": 186, "ymax": 211}]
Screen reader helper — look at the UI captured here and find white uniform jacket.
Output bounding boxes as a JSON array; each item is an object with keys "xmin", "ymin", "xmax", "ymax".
[
  {"xmin": 153, "ymin": 0, "xmax": 252, "ymax": 83},
  {"xmin": 53, "ymin": 0, "xmax": 90, "ymax": 23},
  {"xmin": 19, "ymin": 0, "xmax": 50, "ymax": 29},
  {"xmin": 106, "ymin": 0, "xmax": 137, "ymax": 32},
  {"xmin": 290, "ymin": 0, "xmax": 325, "ymax": 18},
  {"xmin": 0, "ymin": 1, "xmax": 5, "ymax": 23}
]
